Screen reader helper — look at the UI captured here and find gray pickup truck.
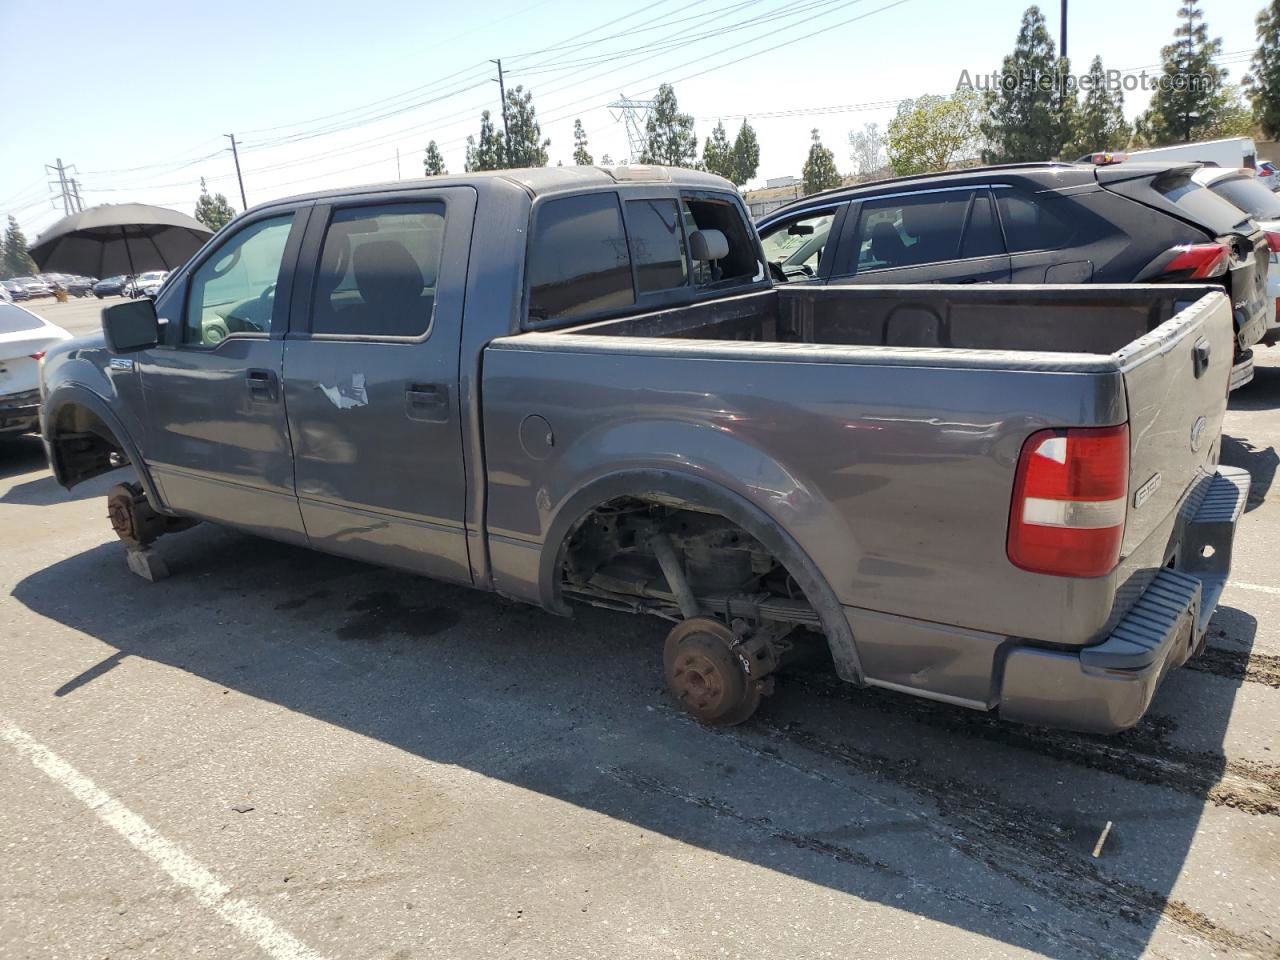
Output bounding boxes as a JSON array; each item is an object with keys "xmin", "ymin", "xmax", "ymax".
[{"xmin": 40, "ymin": 166, "xmax": 1249, "ymax": 734}]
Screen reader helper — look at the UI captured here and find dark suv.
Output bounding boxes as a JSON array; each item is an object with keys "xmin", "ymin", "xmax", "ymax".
[{"xmin": 757, "ymin": 161, "xmax": 1271, "ymax": 388}]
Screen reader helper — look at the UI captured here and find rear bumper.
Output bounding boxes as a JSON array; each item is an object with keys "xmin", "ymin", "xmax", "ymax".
[
  {"xmin": 999, "ymin": 467, "xmax": 1251, "ymax": 734},
  {"xmin": 0, "ymin": 389, "xmax": 41, "ymax": 435},
  {"xmin": 1230, "ymin": 349, "xmax": 1255, "ymax": 390}
]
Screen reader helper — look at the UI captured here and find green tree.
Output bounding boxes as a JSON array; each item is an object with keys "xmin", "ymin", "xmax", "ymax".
[
  {"xmin": 1138, "ymin": 0, "xmax": 1229, "ymax": 144},
  {"xmin": 3, "ymin": 215, "xmax": 37, "ymax": 276},
  {"xmin": 640, "ymin": 83, "xmax": 698, "ymax": 167},
  {"xmin": 503, "ymin": 85, "xmax": 549, "ymax": 168},
  {"xmin": 1201, "ymin": 85, "xmax": 1258, "ymax": 138},
  {"xmin": 701, "ymin": 120, "xmax": 735, "ymax": 179},
  {"xmin": 980, "ymin": 6, "xmax": 1076, "ymax": 162},
  {"xmin": 1246, "ymin": 0, "xmax": 1280, "ymax": 138},
  {"xmin": 1067, "ymin": 56, "xmax": 1132, "ymax": 156},
  {"xmin": 423, "ymin": 140, "xmax": 447, "ymax": 176},
  {"xmin": 572, "ymin": 119, "xmax": 593, "ymax": 165},
  {"xmin": 887, "ymin": 91, "xmax": 985, "ymax": 175},
  {"xmin": 600, "ymin": 152, "xmax": 613, "ymax": 165},
  {"xmin": 465, "ymin": 110, "xmax": 505, "ymax": 172},
  {"xmin": 801, "ymin": 129, "xmax": 842, "ymax": 195},
  {"xmin": 731, "ymin": 119, "xmax": 760, "ymax": 187},
  {"xmin": 193, "ymin": 177, "xmax": 236, "ymax": 231}
]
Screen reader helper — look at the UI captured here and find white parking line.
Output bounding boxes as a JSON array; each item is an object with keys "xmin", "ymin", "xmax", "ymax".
[
  {"xmin": 0, "ymin": 717, "xmax": 325, "ymax": 960},
  {"xmin": 1228, "ymin": 581, "xmax": 1280, "ymax": 597}
]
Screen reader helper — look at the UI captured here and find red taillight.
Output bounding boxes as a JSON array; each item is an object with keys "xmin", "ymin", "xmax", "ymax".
[
  {"xmin": 1008, "ymin": 425, "xmax": 1129, "ymax": 578},
  {"xmin": 29, "ymin": 352, "xmax": 45, "ymax": 361},
  {"xmin": 1263, "ymin": 231, "xmax": 1280, "ymax": 255},
  {"xmin": 1159, "ymin": 242, "xmax": 1232, "ymax": 280}
]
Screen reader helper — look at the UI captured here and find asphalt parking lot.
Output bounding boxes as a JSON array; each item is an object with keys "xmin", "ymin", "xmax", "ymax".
[{"xmin": 2, "ymin": 299, "xmax": 1279, "ymax": 960}]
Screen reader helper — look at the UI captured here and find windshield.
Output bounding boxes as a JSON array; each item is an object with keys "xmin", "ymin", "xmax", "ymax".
[
  {"xmin": 139, "ymin": 272, "xmax": 166, "ymax": 282},
  {"xmin": 1210, "ymin": 176, "xmax": 1280, "ymax": 221}
]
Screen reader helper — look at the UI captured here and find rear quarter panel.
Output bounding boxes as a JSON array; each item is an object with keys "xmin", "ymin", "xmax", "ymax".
[{"xmin": 480, "ymin": 337, "xmax": 1130, "ymax": 644}]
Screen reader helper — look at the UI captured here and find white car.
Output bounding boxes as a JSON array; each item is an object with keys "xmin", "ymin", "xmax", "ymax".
[
  {"xmin": 1257, "ymin": 161, "xmax": 1278, "ymax": 192},
  {"xmin": 1192, "ymin": 166, "xmax": 1280, "ymax": 347},
  {"xmin": 0, "ymin": 302, "xmax": 72, "ymax": 437}
]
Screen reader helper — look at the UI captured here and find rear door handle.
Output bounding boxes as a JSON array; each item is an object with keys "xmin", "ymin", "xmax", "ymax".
[
  {"xmin": 406, "ymin": 383, "xmax": 449, "ymax": 422},
  {"xmin": 246, "ymin": 368, "xmax": 279, "ymax": 402}
]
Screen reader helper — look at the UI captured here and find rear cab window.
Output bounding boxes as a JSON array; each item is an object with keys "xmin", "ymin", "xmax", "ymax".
[{"xmin": 525, "ymin": 187, "xmax": 761, "ymax": 328}]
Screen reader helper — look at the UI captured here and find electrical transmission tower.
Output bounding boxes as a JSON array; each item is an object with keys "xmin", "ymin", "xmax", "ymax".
[
  {"xmin": 608, "ymin": 94, "xmax": 657, "ymax": 163},
  {"xmin": 46, "ymin": 158, "xmax": 85, "ymax": 215}
]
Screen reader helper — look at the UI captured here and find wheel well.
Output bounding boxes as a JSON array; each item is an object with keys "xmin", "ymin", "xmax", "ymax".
[
  {"xmin": 48, "ymin": 403, "xmax": 129, "ymax": 488},
  {"xmin": 543, "ymin": 473, "xmax": 863, "ymax": 683},
  {"xmin": 559, "ymin": 494, "xmax": 822, "ymax": 634}
]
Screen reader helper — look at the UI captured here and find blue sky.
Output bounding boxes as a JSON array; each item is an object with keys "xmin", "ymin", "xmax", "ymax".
[{"xmin": 0, "ymin": 0, "xmax": 1263, "ymax": 241}]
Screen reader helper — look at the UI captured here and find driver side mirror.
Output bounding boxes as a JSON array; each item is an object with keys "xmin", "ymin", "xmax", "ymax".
[{"xmin": 102, "ymin": 298, "xmax": 159, "ymax": 353}]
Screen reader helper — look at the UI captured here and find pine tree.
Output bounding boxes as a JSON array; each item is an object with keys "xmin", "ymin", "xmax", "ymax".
[
  {"xmin": 193, "ymin": 177, "xmax": 237, "ymax": 232},
  {"xmin": 1247, "ymin": 0, "xmax": 1280, "ymax": 138},
  {"xmin": 640, "ymin": 84, "xmax": 698, "ymax": 167},
  {"xmin": 701, "ymin": 121, "xmax": 735, "ymax": 179},
  {"xmin": 801, "ymin": 129, "xmax": 842, "ymax": 195},
  {"xmin": 981, "ymin": 6, "xmax": 1076, "ymax": 162},
  {"xmin": 1138, "ymin": 0, "xmax": 1228, "ymax": 144},
  {"xmin": 1067, "ymin": 56, "xmax": 1132, "ymax": 156},
  {"xmin": 503, "ymin": 85, "xmax": 550, "ymax": 168},
  {"xmin": 423, "ymin": 140, "xmax": 447, "ymax": 176},
  {"xmin": 466, "ymin": 110, "xmax": 505, "ymax": 172},
  {"xmin": 731, "ymin": 120, "xmax": 760, "ymax": 187},
  {"xmin": 2, "ymin": 215, "xmax": 37, "ymax": 276},
  {"xmin": 572, "ymin": 120, "xmax": 593, "ymax": 165}
]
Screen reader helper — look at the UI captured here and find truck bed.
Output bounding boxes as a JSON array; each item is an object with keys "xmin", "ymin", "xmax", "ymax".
[
  {"xmin": 481, "ymin": 284, "xmax": 1237, "ymax": 724},
  {"xmin": 560, "ymin": 283, "xmax": 1206, "ymax": 359}
]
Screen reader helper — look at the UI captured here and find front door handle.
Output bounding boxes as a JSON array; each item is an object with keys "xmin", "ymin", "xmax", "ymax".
[
  {"xmin": 406, "ymin": 383, "xmax": 449, "ymax": 422},
  {"xmin": 246, "ymin": 368, "xmax": 279, "ymax": 402}
]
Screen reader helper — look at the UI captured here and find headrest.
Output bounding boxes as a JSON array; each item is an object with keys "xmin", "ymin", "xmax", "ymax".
[
  {"xmin": 689, "ymin": 228, "xmax": 729, "ymax": 261},
  {"xmin": 353, "ymin": 241, "xmax": 424, "ymax": 307}
]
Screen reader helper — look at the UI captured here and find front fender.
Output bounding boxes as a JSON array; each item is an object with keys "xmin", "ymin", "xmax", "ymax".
[{"xmin": 41, "ymin": 343, "xmax": 165, "ymax": 509}]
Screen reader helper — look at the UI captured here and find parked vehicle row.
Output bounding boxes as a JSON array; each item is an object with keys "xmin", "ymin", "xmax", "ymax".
[
  {"xmin": 38, "ymin": 165, "xmax": 1249, "ymax": 736},
  {"xmin": 2, "ymin": 273, "xmax": 100, "ymax": 300},
  {"xmin": 757, "ymin": 158, "xmax": 1273, "ymax": 389}
]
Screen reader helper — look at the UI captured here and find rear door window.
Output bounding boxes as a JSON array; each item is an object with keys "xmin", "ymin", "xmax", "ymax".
[
  {"xmin": 625, "ymin": 199, "xmax": 688, "ymax": 294},
  {"xmin": 527, "ymin": 193, "xmax": 633, "ymax": 325},
  {"xmin": 311, "ymin": 202, "xmax": 445, "ymax": 338}
]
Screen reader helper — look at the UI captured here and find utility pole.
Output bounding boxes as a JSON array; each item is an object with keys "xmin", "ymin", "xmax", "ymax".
[
  {"xmin": 69, "ymin": 178, "xmax": 84, "ymax": 212},
  {"xmin": 396, "ymin": 148, "xmax": 402, "ymax": 180},
  {"xmin": 491, "ymin": 58, "xmax": 510, "ymax": 142},
  {"xmin": 225, "ymin": 133, "xmax": 247, "ymax": 210},
  {"xmin": 1059, "ymin": 0, "xmax": 1067, "ymax": 60}
]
